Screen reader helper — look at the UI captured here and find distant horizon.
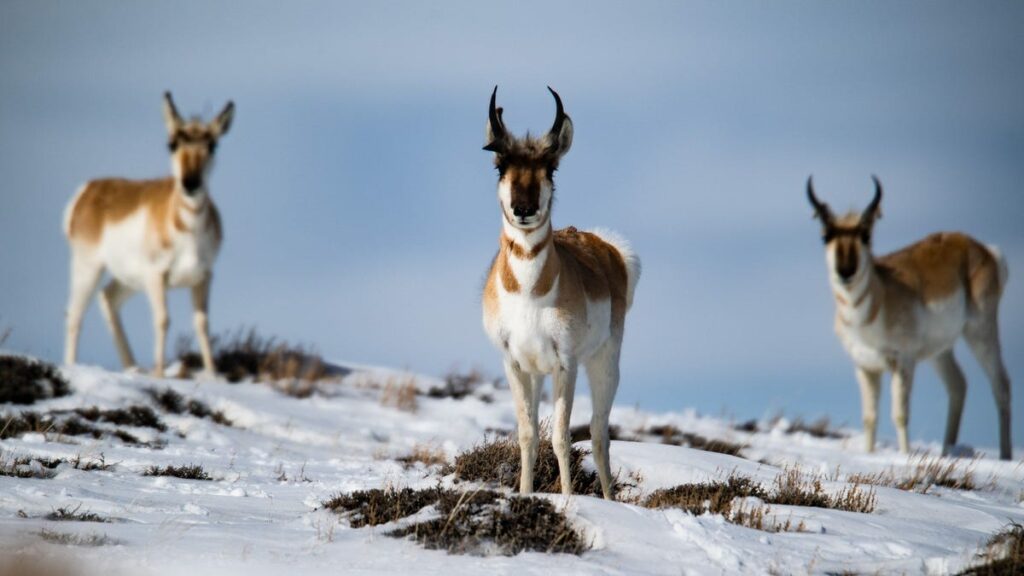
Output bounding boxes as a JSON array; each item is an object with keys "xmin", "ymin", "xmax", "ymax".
[{"xmin": 1, "ymin": 1, "xmax": 1022, "ymax": 451}]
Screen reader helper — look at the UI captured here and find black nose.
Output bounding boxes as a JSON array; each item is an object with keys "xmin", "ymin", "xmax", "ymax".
[
  {"xmin": 182, "ymin": 175, "xmax": 202, "ymax": 193},
  {"xmin": 512, "ymin": 205, "xmax": 537, "ymax": 218},
  {"xmin": 838, "ymin": 266, "xmax": 856, "ymax": 281}
]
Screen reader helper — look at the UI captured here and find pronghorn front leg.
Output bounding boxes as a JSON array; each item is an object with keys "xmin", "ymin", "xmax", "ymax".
[
  {"xmin": 505, "ymin": 359, "xmax": 541, "ymax": 494},
  {"xmin": 855, "ymin": 367, "xmax": 882, "ymax": 453},
  {"xmin": 891, "ymin": 363, "xmax": 916, "ymax": 454},
  {"xmin": 551, "ymin": 360, "xmax": 578, "ymax": 496},
  {"xmin": 191, "ymin": 275, "xmax": 216, "ymax": 376},
  {"xmin": 144, "ymin": 274, "xmax": 169, "ymax": 378}
]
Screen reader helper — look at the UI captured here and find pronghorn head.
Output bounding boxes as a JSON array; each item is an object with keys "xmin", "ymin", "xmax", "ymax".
[
  {"xmin": 483, "ymin": 86, "xmax": 574, "ymax": 231},
  {"xmin": 162, "ymin": 92, "xmax": 234, "ymax": 197},
  {"xmin": 807, "ymin": 176, "xmax": 883, "ymax": 285}
]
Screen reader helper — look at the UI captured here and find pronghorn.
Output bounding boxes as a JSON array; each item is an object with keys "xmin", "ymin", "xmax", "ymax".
[
  {"xmin": 481, "ymin": 87, "xmax": 640, "ymax": 498},
  {"xmin": 807, "ymin": 176, "xmax": 1012, "ymax": 459},
  {"xmin": 63, "ymin": 92, "xmax": 234, "ymax": 378}
]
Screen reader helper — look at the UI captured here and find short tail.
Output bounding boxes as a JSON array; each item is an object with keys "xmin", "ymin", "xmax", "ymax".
[
  {"xmin": 591, "ymin": 228, "xmax": 641, "ymax": 310},
  {"xmin": 986, "ymin": 244, "xmax": 1009, "ymax": 292}
]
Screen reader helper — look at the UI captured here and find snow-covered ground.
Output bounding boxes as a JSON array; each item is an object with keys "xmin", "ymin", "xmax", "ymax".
[{"xmin": 1, "ymin": 357, "xmax": 1022, "ymax": 575}]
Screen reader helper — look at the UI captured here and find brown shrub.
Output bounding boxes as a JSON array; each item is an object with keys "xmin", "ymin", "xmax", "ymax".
[
  {"xmin": 36, "ymin": 529, "xmax": 118, "ymax": 547},
  {"xmin": 72, "ymin": 405, "xmax": 166, "ymax": 431},
  {"xmin": 143, "ymin": 464, "xmax": 212, "ymax": 480},
  {"xmin": 45, "ymin": 504, "xmax": 109, "ymax": 523},
  {"xmin": 390, "ymin": 489, "xmax": 587, "ymax": 556},
  {"xmin": 176, "ymin": 328, "xmax": 329, "ymax": 389},
  {"xmin": 427, "ymin": 368, "xmax": 497, "ymax": 402},
  {"xmin": 771, "ymin": 467, "xmax": 876, "ymax": 513},
  {"xmin": 848, "ymin": 455, "xmax": 976, "ymax": 494},
  {"xmin": 960, "ymin": 522, "xmax": 1024, "ymax": 575},
  {"xmin": 0, "ymin": 356, "xmax": 70, "ymax": 405},
  {"xmin": 0, "ymin": 411, "xmax": 141, "ymax": 445},
  {"xmin": 322, "ymin": 486, "xmax": 443, "ymax": 528},
  {"xmin": 445, "ymin": 432, "xmax": 610, "ymax": 497},
  {"xmin": 145, "ymin": 387, "xmax": 233, "ymax": 426}
]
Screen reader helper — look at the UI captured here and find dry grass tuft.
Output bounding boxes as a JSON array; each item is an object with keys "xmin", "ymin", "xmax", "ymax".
[
  {"xmin": 427, "ymin": 368, "xmax": 497, "ymax": 402},
  {"xmin": 324, "ymin": 485, "xmax": 586, "ymax": 556},
  {"xmin": 0, "ymin": 356, "xmax": 70, "ymax": 405},
  {"xmin": 45, "ymin": 504, "xmax": 109, "ymax": 523},
  {"xmin": 444, "ymin": 432, "xmax": 611, "ymax": 497},
  {"xmin": 848, "ymin": 455, "xmax": 976, "ymax": 494},
  {"xmin": 771, "ymin": 467, "xmax": 876, "ymax": 513},
  {"xmin": 143, "ymin": 464, "xmax": 212, "ymax": 480},
  {"xmin": 396, "ymin": 444, "xmax": 448, "ymax": 469},
  {"xmin": 642, "ymin": 424, "xmax": 746, "ymax": 457},
  {"xmin": 736, "ymin": 415, "xmax": 846, "ymax": 440},
  {"xmin": 145, "ymin": 387, "xmax": 233, "ymax": 426},
  {"xmin": 643, "ymin": 469, "xmax": 875, "ymax": 532},
  {"xmin": 72, "ymin": 405, "xmax": 166, "ymax": 431},
  {"xmin": 380, "ymin": 376, "xmax": 419, "ymax": 413},
  {"xmin": 390, "ymin": 489, "xmax": 587, "ymax": 556},
  {"xmin": 569, "ymin": 424, "xmax": 624, "ymax": 443},
  {"xmin": 176, "ymin": 328, "xmax": 330, "ymax": 392},
  {"xmin": 959, "ymin": 522, "xmax": 1024, "ymax": 575},
  {"xmin": 36, "ymin": 529, "xmax": 118, "ymax": 547},
  {"xmin": 0, "ymin": 411, "xmax": 142, "ymax": 445},
  {"xmin": 0, "ymin": 452, "xmax": 64, "ymax": 479},
  {"xmin": 323, "ymin": 486, "xmax": 443, "ymax": 528}
]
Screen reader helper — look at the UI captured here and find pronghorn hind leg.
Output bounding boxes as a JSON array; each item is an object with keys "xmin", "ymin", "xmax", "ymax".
[
  {"xmin": 551, "ymin": 360, "xmax": 578, "ymax": 496},
  {"xmin": 584, "ymin": 339, "xmax": 621, "ymax": 500},
  {"xmin": 891, "ymin": 364, "xmax": 916, "ymax": 454},
  {"xmin": 143, "ymin": 274, "xmax": 169, "ymax": 378},
  {"xmin": 191, "ymin": 275, "xmax": 216, "ymax": 376},
  {"xmin": 931, "ymin": 349, "xmax": 966, "ymax": 455},
  {"xmin": 505, "ymin": 359, "xmax": 541, "ymax": 494},
  {"xmin": 855, "ymin": 367, "xmax": 883, "ymax": 453},
  {"xmin": 99, "ymin": 279, "xmax": 137, "ymax": 370},
  {"xmin": 64, "ymin": 249, "xmax": 103, "ymax": 366},
  {"xmin": 965, "ymin": 318, "xmax": 1012, "ymax": 460}
]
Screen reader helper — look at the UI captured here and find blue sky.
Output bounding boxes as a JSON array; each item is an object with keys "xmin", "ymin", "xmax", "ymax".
[{"xmin": 1, "ymin": 1, "xmax": 1022, "ymax": 451}]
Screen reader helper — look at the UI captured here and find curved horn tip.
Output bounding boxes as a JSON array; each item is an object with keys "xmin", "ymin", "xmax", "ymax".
[{"xmin": 871, "ymin": 174, "xmax": 883, "ymax": 193}]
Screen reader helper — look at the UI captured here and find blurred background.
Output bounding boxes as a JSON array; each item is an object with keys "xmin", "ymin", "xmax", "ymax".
[{"xmin": 1, "ymin": 1, "xmax": 1021, "ymax": 450}]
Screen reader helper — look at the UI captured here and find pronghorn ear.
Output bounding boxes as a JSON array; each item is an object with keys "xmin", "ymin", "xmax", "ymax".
[
  {"xmin": 544, "ymin": 86, "xmax": 573, "ymax": 159},
  {"xmin": 211, "ymin": 101, "xmax": 235, "ymax": 137},
  {"xmin": 162, "ymin": 91, "xmax": 182, "ymax": 134}
]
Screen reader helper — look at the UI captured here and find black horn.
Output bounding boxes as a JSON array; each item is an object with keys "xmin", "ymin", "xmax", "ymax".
[
  {"xmin": 547, "ymin": 86, "xmax": 567, "ymax": 139},
  {"xmin": 806, "ymin": 176, "xmax": 832, "ymax": 222},
  {"xmin": 863, "ymin": 175, "xmax": 883, "ymax": 221},
  {"xmin": 483, "ymin": 86, "xmax": 508, "ymax": 152}
]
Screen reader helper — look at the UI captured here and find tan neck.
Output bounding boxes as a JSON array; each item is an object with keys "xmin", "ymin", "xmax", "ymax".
[
  {"xmin": 834, "ymin": 259, "xmax": 882, "ymax": 327},
  {"xmin": 497, "ymin": 217, "xmax": 560, "ymax": 297}
]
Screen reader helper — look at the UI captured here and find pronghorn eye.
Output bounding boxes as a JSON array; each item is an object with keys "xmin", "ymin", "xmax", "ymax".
[
  {"xmin": 822, "ymin": 231, "xmax": 834, "ymax": 244},
  {"xmin": 208, "ymin": 141, "xmax": 217, "ymax": 153},
  {"xmin": 168, "ymin": 140, "xmax": 179, "ymax": 152},
  {"xmin": 861, "ymin": 231, "xmax": 871, "ymax": 244}
]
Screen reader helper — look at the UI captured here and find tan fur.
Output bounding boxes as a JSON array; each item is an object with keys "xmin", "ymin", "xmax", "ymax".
[{"xmin": 66, "ymin": 177, "xmax": 221, "ymax": 250}]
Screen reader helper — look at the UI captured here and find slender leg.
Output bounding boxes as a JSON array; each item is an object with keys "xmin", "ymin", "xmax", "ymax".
[
  {"xmin": 191, "ymin": 275, "xmax": 216, "ymax": 375},
  {"xmin": 64, "ymin": 250, "xmax": 103, "ymax": 366},
  {"xmin": 144, "ymin": 275, "xmax": 169, "ymax": 378},
  {"xmin": 931, "ymin": 350, "xmax": 966, "ymax": 455},
  {"xmin": 98, "ymin": 279, "xmax": 137, "ymax": 369},
  {"xmin": 891, "ymin": 364, "xmax": 916, "ymax": 454},
  {"xmin": 855, "ymin": 367, "xmax": 883, "ymax": 453},
  {"xmin": 965, "ymin": 319, "xmax": 1012, "ymax": 460},
  {"xmin": 505, "ymin": 359, "xmax": 540, "ymax": 494},
  {"xmin": 584, "ymin": 339, "xmax": 621, "ymax": 500},
  {"xmin": 551, "ymin": 360, "xmax": 578, "ymax": 496}
]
